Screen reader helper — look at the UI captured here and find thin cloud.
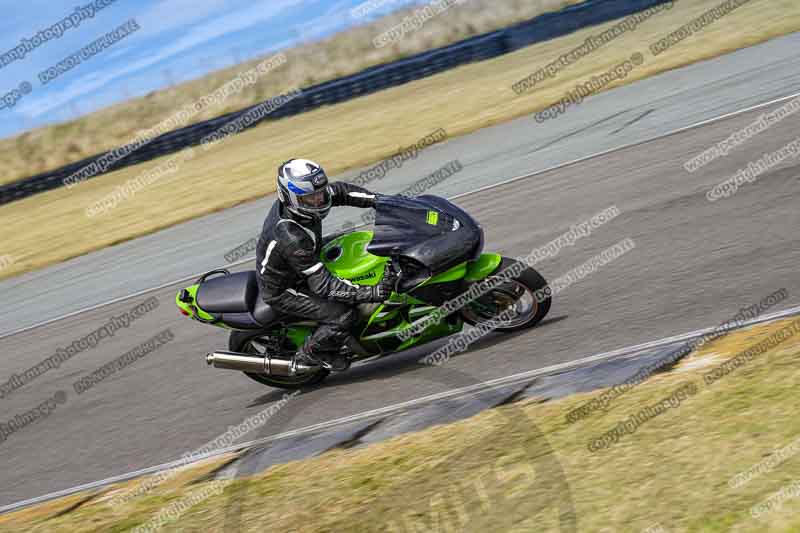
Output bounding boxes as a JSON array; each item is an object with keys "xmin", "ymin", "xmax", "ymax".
[{"xmin": 18, "ymin": 0, "xmax": 303, "ymax": 117}]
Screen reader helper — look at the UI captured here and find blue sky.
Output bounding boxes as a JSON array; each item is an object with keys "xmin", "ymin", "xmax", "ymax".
[{"xmin": 0, "ymin": 0, "xmax": 421, "ymax": 139}]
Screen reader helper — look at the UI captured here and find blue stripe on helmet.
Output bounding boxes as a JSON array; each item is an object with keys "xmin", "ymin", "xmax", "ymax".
[{"xmin": 287, "ymin": 180, "xmax": 308, "ymax": 194}]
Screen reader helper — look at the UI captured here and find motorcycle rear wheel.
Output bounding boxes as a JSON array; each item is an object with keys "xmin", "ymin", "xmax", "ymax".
[{"xmin": 229, "ymin": 331, "xmax": 330, "ymax": 390}]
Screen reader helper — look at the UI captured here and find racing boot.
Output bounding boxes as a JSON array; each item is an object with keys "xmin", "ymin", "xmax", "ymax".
[{"xmin": 290, "ymin": 347, "xmax": 324, "ymax": 375}]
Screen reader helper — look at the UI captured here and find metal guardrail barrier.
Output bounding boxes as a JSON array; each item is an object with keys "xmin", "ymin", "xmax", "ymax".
[{"xmin": 0, "ymin": 0, "xmax": 669, "ymax": 206}]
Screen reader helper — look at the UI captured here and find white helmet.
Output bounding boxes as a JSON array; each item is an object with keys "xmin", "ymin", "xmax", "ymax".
[{"xmin": 276, "ymin": 158, "xmax": 332, "ymax": 220}]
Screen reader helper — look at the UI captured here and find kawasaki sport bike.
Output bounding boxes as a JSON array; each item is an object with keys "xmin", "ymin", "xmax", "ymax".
[{"xmin": 176, "ymin": 194, "xmax": 551, "ymax": 389}]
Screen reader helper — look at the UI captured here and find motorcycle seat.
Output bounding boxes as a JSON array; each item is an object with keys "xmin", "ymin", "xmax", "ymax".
[
  {"xmin": 195, "ymin": 271, "xmax": 258, "ymax": 313},
  {"xmin": 252, "ymin": 296, "xmax": 279, "ymax": 326},
  {"xmin": 195, "ymin": 271, "xmax": 281, "ymax": 329}
]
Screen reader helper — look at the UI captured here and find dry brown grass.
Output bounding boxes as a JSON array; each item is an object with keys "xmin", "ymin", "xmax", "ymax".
[
  {"xmin": 0, "ymin": 0, "xmax": 798, "ymax": 281},
  {"xmin": 4, "ymin": 317, "xmax": 800, "ymax": 532},
  {"xmin": 0, "ymin": 0, "xmax": 582, "ymax": 185}
]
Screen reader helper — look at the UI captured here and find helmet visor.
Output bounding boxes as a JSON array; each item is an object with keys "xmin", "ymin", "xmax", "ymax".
[{"xmin": 296, "ymin": 187, "xmax": 331, "ymax": 211}]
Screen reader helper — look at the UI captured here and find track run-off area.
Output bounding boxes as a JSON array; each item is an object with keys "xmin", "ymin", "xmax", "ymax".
[{"xmin": 1, "ymin": 34, "xmax": 799, "ymax": 509}]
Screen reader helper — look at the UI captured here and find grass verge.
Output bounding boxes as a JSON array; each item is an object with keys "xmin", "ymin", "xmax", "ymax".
[
  {"xmin": 3, "ymin": 316, "xmax": 800, "ymax": 532},
  {"xmin": 0, "ymin": 0, "xmax": 582, "ymax": 185},
  {"xmin": 1, "ymin": 0, "xmax": 799, "ymax": 281}
]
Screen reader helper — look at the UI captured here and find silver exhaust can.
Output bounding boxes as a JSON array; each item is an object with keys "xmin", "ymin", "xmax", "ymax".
[{"xmin": 206, "ymin": 351, "xmax": 315, "ymax": 377}]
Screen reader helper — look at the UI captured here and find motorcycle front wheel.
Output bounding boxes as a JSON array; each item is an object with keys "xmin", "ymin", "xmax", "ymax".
[{"xmin": 460, "ymin": 257, "xmax": 551, "ymax": 332}]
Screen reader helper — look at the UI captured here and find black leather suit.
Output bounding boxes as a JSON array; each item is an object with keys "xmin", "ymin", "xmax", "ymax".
[{"xmin": 255, "ymin": 182, "xmax": 379, "ymax": 356}]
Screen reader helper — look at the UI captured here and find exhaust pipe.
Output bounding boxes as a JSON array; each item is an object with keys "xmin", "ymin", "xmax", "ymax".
[{"xmin": 205, "ymin": 351, "xmax": 317, "ymax": 377}]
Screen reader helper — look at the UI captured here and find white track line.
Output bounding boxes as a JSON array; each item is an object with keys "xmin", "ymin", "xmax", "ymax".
[
  {"xmin": 3, "ymin": 304, "xmax": 799, "ymax": 514},
  {"xmin": 450, "ymin": 90, "xmax": 800, "ymax": 200},
  {"xmin": 1, "ymin": 90, "xmax": 799, "ymax": 341}
]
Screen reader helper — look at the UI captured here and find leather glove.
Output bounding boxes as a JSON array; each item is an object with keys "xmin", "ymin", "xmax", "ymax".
[{"xmin": 371, "ymin": 264, "xmax": 399, "ymax": 302}]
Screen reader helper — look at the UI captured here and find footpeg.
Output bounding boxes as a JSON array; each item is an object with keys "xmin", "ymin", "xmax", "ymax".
[{"xmin": 323, "ymin": 354, "xmax": 351, "ymax": 372}]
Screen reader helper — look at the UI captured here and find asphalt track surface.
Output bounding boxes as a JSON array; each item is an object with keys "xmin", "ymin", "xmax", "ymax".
[
  {"xmin": 2, "ymin": 42, "xmax": 800, "ymax": 507},
  {"xmin": 2, "ymin": 31, "xmax": 800, "ymax": 335},
  {"xmin": 2, "ymin": 91, "xmax": 799, "ymax": 508}
]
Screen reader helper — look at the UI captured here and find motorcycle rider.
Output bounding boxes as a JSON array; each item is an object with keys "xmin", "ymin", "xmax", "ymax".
[{"xmin": 256, "ymin": 158, "xmax": 395, "ymax": 373}]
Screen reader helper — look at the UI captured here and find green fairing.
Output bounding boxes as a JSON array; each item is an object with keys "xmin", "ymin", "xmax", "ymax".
[
  {"xmin": 421, "ymin": 262, "xmax": 467, "ymax": 286},
  {"xmin": 397, "ymin": 318, "xmax": 461, "ymax": 350},
  {"xmin": 285, "ymin": 326, "xmax": 312, "ymax": 348},
  {"xmin": 417, "ymin": 254, "xmax": 502, "ymax": 287},
  {"xmin": 175, "ymin": 284, "xmax": 221, "ymax": 326},
  {"xmin": 360, "ymin": 302, "xmax": 461, "ymax": 351},
  {"xmin": 465, "ymin": 253, "xmax": 502, "ymax": 281},
  {"xmin": 322, "ymin": 231, "xmax": 387, "ymax": 286},
  {"xmin": 175, "ymin": 237, "xmax": 500, "ymax": 348},
  {"xmin": 388, "ymin": 292, "xmax": 425, "ymax": 305}
]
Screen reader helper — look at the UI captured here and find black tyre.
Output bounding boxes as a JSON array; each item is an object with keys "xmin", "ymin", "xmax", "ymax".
[
  {"xmin": 460, "ymin": 257, "xmax": 551, "ymax": 332},
  {"xmin": 228, "ymin": 331, "xmax": 329, "ymax": 390}
]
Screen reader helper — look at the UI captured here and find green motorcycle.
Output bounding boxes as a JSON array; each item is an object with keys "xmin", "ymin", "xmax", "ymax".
[{"xmin": 176, "ymin": 194, "xmax": 550, "ymax": 389}]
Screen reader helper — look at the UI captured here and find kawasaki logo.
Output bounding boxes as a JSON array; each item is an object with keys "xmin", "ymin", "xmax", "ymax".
[{"xmin": 350, "ymin": 271, "xmax": 377, "ymax": 282}]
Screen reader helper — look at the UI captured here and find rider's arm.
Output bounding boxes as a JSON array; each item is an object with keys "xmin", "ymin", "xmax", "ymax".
[
  {"xmin": 277, "ymin": 221, "xmax": 379, "ymax": 303},
  {"xmin": 329, "ymin": 182, "xmax": 377, "ymax": 209}
]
